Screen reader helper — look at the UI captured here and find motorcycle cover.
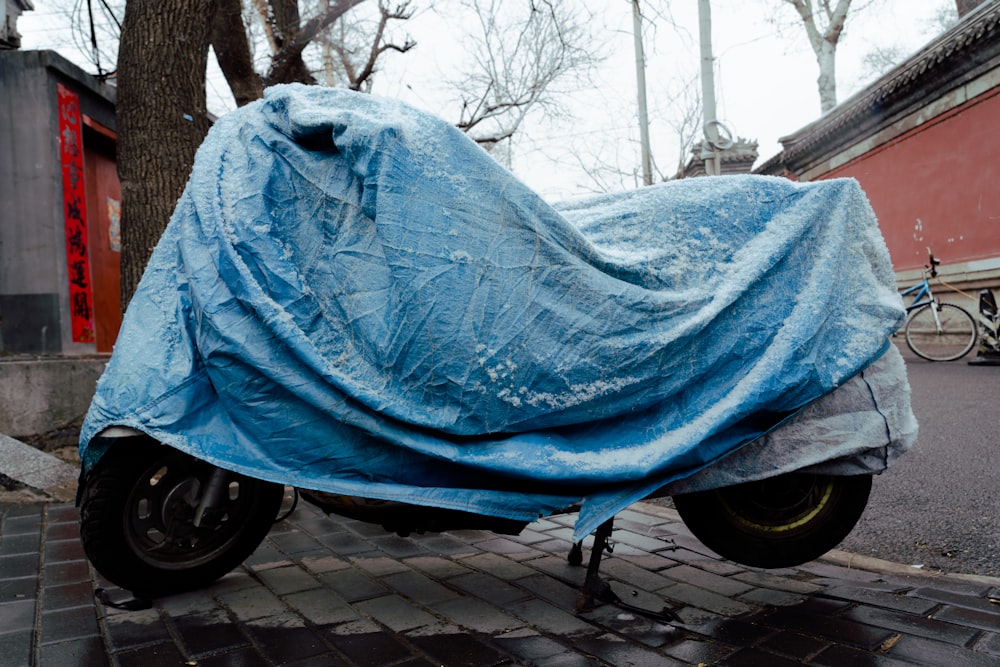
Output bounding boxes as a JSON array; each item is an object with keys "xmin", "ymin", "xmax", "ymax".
[{"xmin": 80, "ymin": 84, "xmax": 914, "ymax": 539}]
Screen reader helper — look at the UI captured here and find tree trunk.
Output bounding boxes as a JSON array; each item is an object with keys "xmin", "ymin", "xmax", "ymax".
[
  {"xmin": 816, "ymin": 41, "xmax": 838, "ymax": 114},
  {"xmin": 116, "ymin": 0, "xmax": 216, "ymax": 309},
  {"xmin": 956, "ymin": 0, "xmax": 984, "ymax": 18}
]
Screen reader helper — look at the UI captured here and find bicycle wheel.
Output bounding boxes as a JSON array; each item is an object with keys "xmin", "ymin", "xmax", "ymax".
[{"xmin": 904, "ymin": 303, "xmax": 977, "ymax": 361}]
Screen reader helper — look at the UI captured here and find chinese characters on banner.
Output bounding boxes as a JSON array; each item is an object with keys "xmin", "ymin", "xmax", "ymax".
[{"xmin": 57, "ymin": 83, "xmax": 96, "ymax": 343}]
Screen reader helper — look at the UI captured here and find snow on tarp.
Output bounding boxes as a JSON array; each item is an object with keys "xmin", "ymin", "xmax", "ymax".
[{"xmin": 80, "ymin": 84, "xmax": 912, "ymax": 539}]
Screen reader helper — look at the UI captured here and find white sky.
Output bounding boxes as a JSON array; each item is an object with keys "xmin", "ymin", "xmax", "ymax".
[{"xmin": 18, "ymin": 0, "xmax": 955, "ymax": 199}]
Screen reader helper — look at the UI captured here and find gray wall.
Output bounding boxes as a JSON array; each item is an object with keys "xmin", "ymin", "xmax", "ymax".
[{"xmin": 0, "ymin": 49, "xmax": 116, "ymax": 356}]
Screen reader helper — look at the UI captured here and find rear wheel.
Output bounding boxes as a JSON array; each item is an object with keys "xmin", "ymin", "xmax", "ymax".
[
  {"xmin": 904, "ymin": 303, "xmax": 977, "ymax": 361},
  {"xmin": 672, "ymin": 473, "xmax": 872, "ymax": 569},
  {"xmin": 79, "ymin": 436, "xmax": 284, "ymax": 597}
]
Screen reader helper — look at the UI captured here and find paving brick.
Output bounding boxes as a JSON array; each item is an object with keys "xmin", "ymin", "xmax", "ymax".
[
  {"xmin": 581, "ymin": 603, "xmax": 681, "ymax": 648},
  {"xmin": 216, "ymin": 584, "xmax": 290, "ymax": 621},
  {"xmin": 736, "ymin": 587, "xmax": 807, "ymax": 607},
  {"xmin": 244, "ymin": 613, "xmax": 329, "ymax": 664},
  {"xmin": 473, "ymin": 536, "xmax": 545, "ymax": 558},
  {"xmin": 383, "ymin": 569, "xmax": 460, "ymax": 605},
  {"xmin": 611, "ymin": 529, "xmax": 676, "ymax": 554},
  {"xmin": 328, "ymin": 629, "xmax": 414, "ymax": 667},
  {"xmin": 156, "ymin": 586, "xmax": 223, "ymax": 616},
  {"xmin": 679, "ymin": 614, "xmax": 778, "ymax": 647},
  {"xmin": 823, "ymin": 585, "xmax": 940, "ymax": 615},
  {"xmin": 720, "ymin": 646, "xmax": 806, "ymax": 666},
  {"xmin": 39, "ymin": 605, "xmax": 100, "ymax": 645},
  {"xmin": 600, "ymin": 556, "xmax": 682, "ymax": 592},
  {"xmin": 256, "ymin": 564, "xmax": 321, "ymax": 595},
  {"xmin": 0, "ymin": 553, "xmax": 38, "ymax": 578},
  {"xmin": 269, "ymin": 529, "xmax": 327, "ymax": 555},
  {"xmin": 44, "ymin": 559, "xmax": 90, "ymax": 586},
  {"xmin": 414, "ymin": 532, "xmax": 484, "ymax": 555},
  {"xmin": 507, "ymin": 527, "xmax": 552, "ymax": 545},
  {"xmin": 283, "ymin": 587, "xmax": 360, "ymax": 626},
  {"xmin": 0, "ymin": 629, "xmax": 33, "ymax": 667},
  {"xmin": 0, "ymin": 573, "xmax": 37, "ymax": 599},
  {"xmin": 459, "ymin": 552, "xmax": 538, "ymax": 580},
  {"xmin": 810, "ymin": 643, "xmax": 922, "ymax": 667},
  {"xmin": 242, "ymin": 541, "xmax": 293, "ymax": 570},
  {"xmin": 730, "ymin": 569, "xmax": 824, "ymax": 595},
  {"xmin": 933, "ymin": 605, "xmax": 1000, "ymax": 633},
  {"xmin": 403, "ymin": 555, "xmax": 473, "ymax": 579},
  {"xmin": 406, "ymin": 630, "xmax": 511, "ymax": 667},
  {"xmin": 912, "ymin": 586, "xmax": 1000, "ymax": 614},
  {"xmin": 659, "ymin": 564, "xmax": 756, "ymax": 597},
  {"xmin": 755, "ymin": 630, "xmax": 830, "ymax": 661},
  {"xmin": 300, "ymin": 554, "xmax": 352, "ymax": 575},
  {"xmin": 350, "ymin": 554, "xmax": 412, "ymax": 577},
  {"xmin": 507, "ymin": 598, "xmax": 601, "ymax": 637},
  {"xmin": 45, "ymin": 520, "xmax": 79, "ymax": 542},
  {"xmin": 355, "ymin": 594, "xmax": 438, "ymax": 631},
  {"xmin": 888, "ymin": 634, "xmax": 1000, "ymax": 666},
  {"xmin": 658, "ymin": 581, "xmax": 754, "ymax": 617},
  {"xmin": 0, "ymin": 531, "xmax": 40, "ymax": 555},
  {"xmin": 367, "ymin": 533, "xmax": 432, "ymax": 559},
  {"xmin": 450, "ymin": 571, "xmax": 532, "ymax": 606},
  {"xmin": 977, "ymin": 632, "xmax": 1000, "ymax": 657},
  {"xmin": 795, "ymin": 561, "xmax": 883, "ymax": 582},
  {"xmin": 103, "ymin": 608, "xmax": 172, "ymax": 651},
  {"xmin": 431, "ymin": 596, "xmax": 524, "ymax": 634},
  {"xmin": 758, "ymin": 607, "xmax": 896, "ymax": 651},
  {"xmin": 37, "ymin": 635, "xmax": 112, "ymax": 667},
  {"xmin": 574, "ymin": 633, "xmax": 685, "ymax": 666},
  {"xmin": 494, "ymin": 630, "xmax": 569, "ymax": 663},
  {"xmin": 172, "ymin": 609, "xmax": 252, "ymax": 657},
  {"xmin": 196, "ymin": 647, "xmax": 274, "ymax": 666},
  {"xmin": 43, "ymin": 580, "xmax": 95, "ymax": 611},
  {"xmin": 661, "ymin": 637, "xmax": 737, "ymax": 665},
  {"xmin": 318, "ymin": 531, "xmax": 376, "ymax": 557},
  {"xmin": 512, "ymin": 572, "xmax": 581, "ymax": 609},
  {"xmin": 44, "ymin": 538, "xmax": 86, "ymax": 563},
  {"xmin": 317, "ymin": 567, "xmax": 389, "ymax": 603},
  {"xmin": 843, "ymin": 604, "xmax": 981, "ymax": 646},
  {"xmin": 114, "ymin": 640, "xmax": 193, "ymax": 667}
]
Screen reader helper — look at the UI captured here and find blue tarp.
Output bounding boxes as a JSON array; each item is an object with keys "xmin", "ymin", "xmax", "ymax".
[{"xmin": 80, "ymin": 84, "xmax": 907, "ymax": 539}]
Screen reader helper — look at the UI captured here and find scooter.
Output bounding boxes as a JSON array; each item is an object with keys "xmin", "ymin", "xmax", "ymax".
[
  {"xmin": 76, "ymin": 85, "xmax": 915, "ymax": 611},
  {"xmin": 77, "ymin": 422, "xmax": 877, "ymax": 610}
]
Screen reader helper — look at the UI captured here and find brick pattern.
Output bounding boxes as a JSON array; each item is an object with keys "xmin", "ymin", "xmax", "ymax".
[{"xmin": 2, "ymin": 499, "xmax": 998, "ymax": 666}]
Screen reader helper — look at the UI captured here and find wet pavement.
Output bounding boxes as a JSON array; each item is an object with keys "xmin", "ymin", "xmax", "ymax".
[{"xmin": 2, "ymin": 497, "xmax": 999, "ymax": 666}]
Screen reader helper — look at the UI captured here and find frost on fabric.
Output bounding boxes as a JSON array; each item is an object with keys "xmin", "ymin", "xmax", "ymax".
[{"xmin": 80, "ymin": 84, "xmax": 911, "ymax": 532}]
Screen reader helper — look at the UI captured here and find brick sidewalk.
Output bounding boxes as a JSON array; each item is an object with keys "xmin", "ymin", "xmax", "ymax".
[{"xmin": 2, "ymin": 498, "xmax": 998, "ymax": 666}]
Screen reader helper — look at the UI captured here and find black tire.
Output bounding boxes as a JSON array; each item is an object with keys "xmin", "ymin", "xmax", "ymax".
[
  {"xmin": 672, "ymin": 473, "xmax": 872, "ymax": 569},
  {"xmin": 904, "ymin": 303, "xmax": 977, "ymax": 361},
  {"xmin": 79, "ymin": 436, "xmax": 284, "ymax": 597}
]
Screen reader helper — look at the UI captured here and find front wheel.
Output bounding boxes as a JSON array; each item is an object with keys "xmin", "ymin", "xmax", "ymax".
[
  {"xmin": 79, "ymin": 436, "xmax": 285, "ymax": 597},
  {"xmin": 672, "ymin": 473, "xmax": 872, "ymax": 569},
  {"xmin": 904, "ymin": 302, "xmax": 977, "ymax": 361}
]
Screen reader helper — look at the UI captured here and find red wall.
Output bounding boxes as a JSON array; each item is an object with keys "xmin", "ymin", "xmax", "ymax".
[{"xmin": 822, "ymin": 87, "xmax": 1000, "ymax": 273}]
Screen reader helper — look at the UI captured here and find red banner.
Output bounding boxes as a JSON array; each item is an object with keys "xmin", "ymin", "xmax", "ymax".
[{"xmin": 57, "ymin": 83, "xmax": 95, "ymax": 343}]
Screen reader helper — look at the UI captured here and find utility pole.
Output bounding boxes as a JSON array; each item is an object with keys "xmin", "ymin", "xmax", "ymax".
[
  {"xmin": 632, "ymin": 0, "xmax": 653, "ymax": 186},
  {"xmin": 698, "ymin": 0, "xmax": 729, "ymax": 176}
]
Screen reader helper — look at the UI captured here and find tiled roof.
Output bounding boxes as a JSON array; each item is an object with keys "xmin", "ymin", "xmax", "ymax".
[{"xmin": 757, "ymin": 1, "xmax": 1000, "ymax": 174}]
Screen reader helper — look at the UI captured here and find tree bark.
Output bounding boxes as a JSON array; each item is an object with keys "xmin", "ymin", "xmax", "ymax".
[
  {"xmin": 956, "ymin": 0, "xmax": 985, "ymax": 18},
  {"xmin": 117, "ymin": 0, "xmax": 217, "ymax": 308},
  {"xmin": 212, "ymin": 0, "xmax": 265, "ymax": 107}
]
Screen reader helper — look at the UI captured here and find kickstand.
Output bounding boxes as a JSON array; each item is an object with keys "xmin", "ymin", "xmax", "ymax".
[
  {"xmin": 575, "ymin": 517, "xmax": 619, "ymax": 613},
  {"xmin": 573, "ymin": 517, "xmax": 679, "ymax": 623}
]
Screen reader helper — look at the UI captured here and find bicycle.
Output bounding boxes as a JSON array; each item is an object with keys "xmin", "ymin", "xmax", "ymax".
[{"xmin": 899, "ymin": 249, "xmax": 978, "ymax": 362}]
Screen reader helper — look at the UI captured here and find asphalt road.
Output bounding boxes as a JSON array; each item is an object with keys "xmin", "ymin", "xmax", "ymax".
[{"xmin": 838, "ymin": 342, "xmax": 1000, "ymax": 578}]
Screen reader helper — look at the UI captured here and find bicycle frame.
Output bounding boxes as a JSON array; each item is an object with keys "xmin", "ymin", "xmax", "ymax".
[{"xmin": 900, "ymin": 278, "xmax": 935, "ymax": 314}]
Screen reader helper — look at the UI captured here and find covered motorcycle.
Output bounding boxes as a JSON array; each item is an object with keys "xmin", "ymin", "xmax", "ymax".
[{"xmin": 78, "ymin": 85, "xmax": 916, "ymax": 597}]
